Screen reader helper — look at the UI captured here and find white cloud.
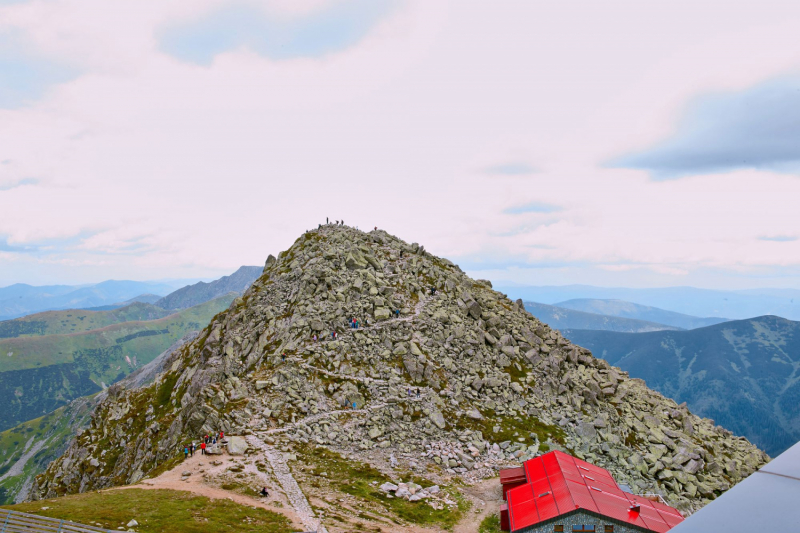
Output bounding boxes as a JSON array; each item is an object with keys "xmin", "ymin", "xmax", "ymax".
[{"xmin": 0, "ymin": 0, "xmax": 799, "ymax": 287}]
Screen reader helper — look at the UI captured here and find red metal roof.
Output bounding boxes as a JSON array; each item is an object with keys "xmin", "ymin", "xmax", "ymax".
[
  {"xmin": 500, "ymin": 466, "xmax": 527, "ymax": 484},
  {"xmin": 506, "ymin": 450, "xmax": 684, "ymax": 533}
]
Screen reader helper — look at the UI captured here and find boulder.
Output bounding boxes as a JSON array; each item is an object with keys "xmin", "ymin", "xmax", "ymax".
[
  {"xmin": 466, "ymin": 408, "xmax": 483, "ymax": 420},
  {"xmin": 429, "ymin": 410, "xmax": 446, "ymax": 429},
  {"xmin": 227, "ymin": 436, "xmax": 248, "ymax": 456}
]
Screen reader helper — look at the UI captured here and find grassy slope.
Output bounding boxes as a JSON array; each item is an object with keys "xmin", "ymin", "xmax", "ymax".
[
  {"xmin": 0, "ymin": 295, "xmax": 235, "ymax": 374},
  {"xmin": 565, "ymin": 315, "xmax": 800, "ymax": 456},
  {"xmin": 0, "ymin": 399, "xmax": 95, "ymax": 504},
  {"xmin": 0, "ymin": 302, "xmax": 173, "ymax": 339},
  {"xmin": 0, "ymin": 294, "xmax": 235, "ymax": 434},
  {"xmin": 2, "ymin": 488, "xmax": 290, "ymax": 533}
]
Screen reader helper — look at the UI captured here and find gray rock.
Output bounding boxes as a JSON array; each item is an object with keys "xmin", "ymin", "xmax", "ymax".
[
  {"xmin": 466, "ymin": 408, "xmax": 483, "ymax": 420},
  {"xmin": 429, "ymin": 410, "xmax": 446, "ymax": 429},
  {"xmin": 227, "ymin": 436, "xmax": 248, "ymax": 455}
]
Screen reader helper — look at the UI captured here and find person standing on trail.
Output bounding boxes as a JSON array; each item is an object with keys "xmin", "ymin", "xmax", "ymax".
[
  {"xmin": 416, "ymin": 388, "xmax": 420, "ymax": 398},
  {"xmin": 220, "ymin": 431, "xmax": 224, "ymax": 440},
  {"xmin": 356, "ymin": 320, "xmax": 360, "ymax": 329},
  {"xmin": 184, "ymin": 445, "xmax": 189, "ymax": 459},
  {"xmin": 395, "ymin": 309, "xmax": 400, "ymax": 318},
  {"xmin": 261, "ymin": 486, "xmax": 269, "ymax": 497},
  {"xmin": 189, "ymin": 443, "xmax": 195, "ymax": 457},
  {"xmin": 201, "ymin": 441, "xmax": 206, "ymax": 455},
  {"xmin": 282, "ymin": 353, "xmax": 286, "ymax": 362},
  {"xmin": 353, "ymin": 401, "xmax": 357, "ymax": 409}
]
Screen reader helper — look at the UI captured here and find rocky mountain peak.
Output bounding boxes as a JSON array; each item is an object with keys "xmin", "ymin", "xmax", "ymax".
[{"xmin": 32, "ymin": 224, "xmax": 767, "ymax": 519}]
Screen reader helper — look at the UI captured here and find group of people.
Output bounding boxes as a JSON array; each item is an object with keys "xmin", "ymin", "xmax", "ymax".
[
  {"xmin": 350, "ymin": 317, "xmax": 368, "ymax": 329},
  {"xmin": 183, "ymin": 431, "xmax": 226, "ymax": 459}
]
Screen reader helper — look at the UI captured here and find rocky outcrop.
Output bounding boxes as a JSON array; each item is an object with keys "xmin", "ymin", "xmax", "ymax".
[{"xmin": 30, "ymin": 225, "xmax": 768, "ymax": 513}]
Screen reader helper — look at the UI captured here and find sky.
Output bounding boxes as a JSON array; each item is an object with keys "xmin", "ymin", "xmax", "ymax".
[{"xmin": 1, "ymin": 0, "xmax": 800, "ymax": 289}]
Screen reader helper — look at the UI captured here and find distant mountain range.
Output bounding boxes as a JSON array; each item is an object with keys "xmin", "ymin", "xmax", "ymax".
[
  {"xmin": 523, "ymin": 301, "xmax": 681, "ymax": 333},
  {"xmin": 0, "ymin": 295, "xmax": 236, "ymax": 433},
  {"xmin": 554, "ymin": 299, "xmax": 728, "ymax": 330},
  {"xmin": 0, "ymin": 265, "xmax": 266, "ymax": 503},
  {"xmin": 563, "ymin": 316, "xmax": 800, "ymax": 456},
  {"xmin": 500, "ymin": 284, "xmax": 800, "ymax": 320},
  {"xmin": 0, "ymin": 280, "xmax": 185, "ymax": 320},
  {"xmin": 154, "ymin": 266, "xmax": 261, "ymax": 310},
  {"xmin": 0, "ymin": 332, "xmax": 197, "ymax": 504}
]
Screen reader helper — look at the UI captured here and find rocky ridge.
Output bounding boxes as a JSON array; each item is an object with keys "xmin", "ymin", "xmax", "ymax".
[{"xmin": 31, "ymin": 225, "xmax": 768, "ymax": 520}]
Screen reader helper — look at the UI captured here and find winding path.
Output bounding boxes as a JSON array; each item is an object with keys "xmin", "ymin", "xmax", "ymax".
[{"xmin": 246, "ymin": 435, "xmax": 329, "ymax": 533}]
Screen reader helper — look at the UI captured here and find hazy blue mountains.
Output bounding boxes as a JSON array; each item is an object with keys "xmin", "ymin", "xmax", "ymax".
[
  {"xmin": 564, "ymin": 316, "xmax": 800, "ymax": 456},
  {"xmin": 0, "ymin": 280, "xmax": 181, "ymax": 320},
  {"xmin": 154, "ymin": 266, "xmax": 262, "ymax": 310},
  {"xmin": 500, "ymin": 284, "xmax": 800, "ymax": 320},
  {"xmin": 555, "ymin": 299, "xmax": 727, "ymax": 330},
  {"xmin": 523, "ymin": 301, "xmax": 680, "ymax": 332}
]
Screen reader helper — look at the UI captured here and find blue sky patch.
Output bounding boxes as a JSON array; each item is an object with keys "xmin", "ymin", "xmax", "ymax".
[
  {"xmin": 609, "ymin": 74, "xmax": 800, "ymax": 179},
  {"xmin": 0, "ymin": 30, "xmax": 78, "ymax": 109},
  {"xmin": 159, "ymin": 0, "xmax": 397, "ymax": 64},
  {"xmin": 759, "ymin": 235, "xmax": 798, "ymax": 242},
  {"xmin": 504, "ymin": 202, "xmax": 562, "ymax": 215}
]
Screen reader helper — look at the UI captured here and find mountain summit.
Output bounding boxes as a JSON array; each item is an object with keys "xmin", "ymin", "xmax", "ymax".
[{"xmin": 32, "ymin": 225, "xmax": 767, "ymax": 528}]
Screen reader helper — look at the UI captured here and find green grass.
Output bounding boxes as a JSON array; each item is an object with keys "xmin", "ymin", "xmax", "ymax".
[
  {"xmin": 479, "ymin": 513, "xmax": 502, "ymax": 533},
  {"xmin": 0, "ymin": 398, "xmax": 95, "ymax": 504},
  {"xmin": 300, "ymin": 445, "xmax": 463, "ymax": 529},
  {"xmin": 0, "ymin": 294, "xmax": 235, "ymax": 374},
  {"xmin": 0, "ymin": 303, "xmax": 173, "ymax": 339},
  {"xmin": 455, "ymin": 412, "xmax": 566, "ymax": 446},
  {"xmin": 2, "ymin": 488, "xmax": 290, "ymax": 533}
]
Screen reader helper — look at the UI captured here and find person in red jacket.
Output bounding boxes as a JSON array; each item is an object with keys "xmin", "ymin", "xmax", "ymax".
[{"xmin": 201, "ymin": 441, "xmax": 206, "ymax": 455}]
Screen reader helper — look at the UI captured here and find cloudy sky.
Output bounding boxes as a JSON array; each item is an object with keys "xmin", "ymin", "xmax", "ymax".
[{"xmin": 1, "ymin": 0, "xmax": 800, "ymax": 289}]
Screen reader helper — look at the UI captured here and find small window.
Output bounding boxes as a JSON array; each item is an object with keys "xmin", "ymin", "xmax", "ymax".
[
  {"xmin": 572, "ymin": 526, "xmax": 596, "ymax": 533},
  {"xmin": 605, "ymin": 526, "xmax": 615, "ymax": 533},
  {"xmin": 554, "ymin": 526, "xmax": 564, "ymax": 532}
]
